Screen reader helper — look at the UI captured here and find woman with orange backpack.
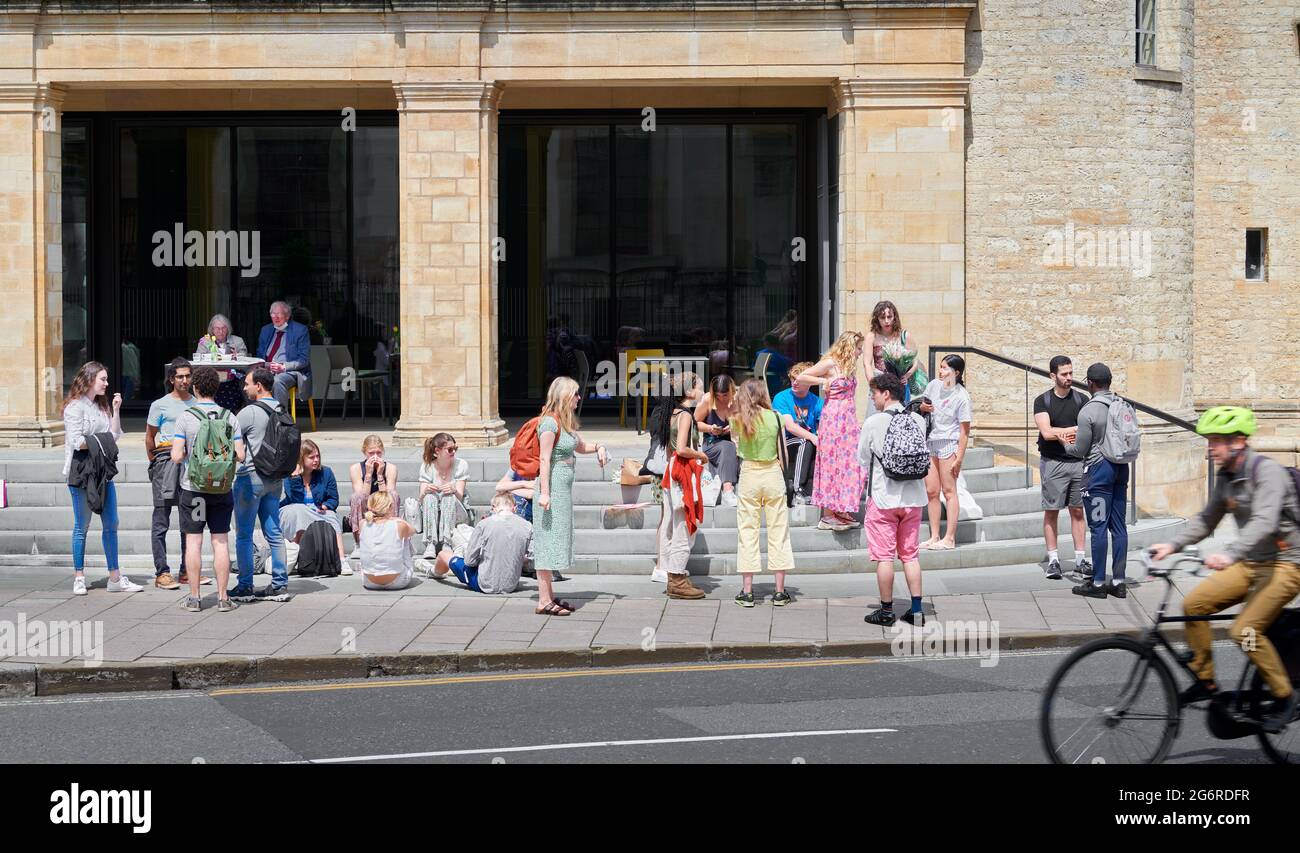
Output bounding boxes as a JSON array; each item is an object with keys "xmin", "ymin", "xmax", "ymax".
[{"xmin": 531, "ymin": 377, "xmax": 608, "ymax": 615}]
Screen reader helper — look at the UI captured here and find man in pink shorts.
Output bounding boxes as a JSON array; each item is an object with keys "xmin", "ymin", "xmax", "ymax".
[{"xmin": 857, "ymin": 372, "xmax": 930, "ymax": 627}]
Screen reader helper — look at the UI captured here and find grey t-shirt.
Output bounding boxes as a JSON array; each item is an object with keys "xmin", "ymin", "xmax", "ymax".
[
  {"xmin": 173, "ymin": 401, "xmax": 243, "ymax": 492},
  {"xmin": 467, "ymin": 511, "xmax": 534, "ymax": 595},
  {"xmin": 236, "ymin": 396, "xmax": 283, "ymax": 492}
]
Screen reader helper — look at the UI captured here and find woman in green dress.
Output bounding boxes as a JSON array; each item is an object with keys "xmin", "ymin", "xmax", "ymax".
[
  {"xmin": 872, "ymin": 300, "xmax": 928, "ymax": 405},
  {"xmin": 533, "ymin": 376, "xmax": 609, "ymax": 616}
]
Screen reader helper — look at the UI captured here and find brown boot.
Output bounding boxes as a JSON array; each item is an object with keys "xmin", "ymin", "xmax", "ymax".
[{"xmin": 666, "ymin": 572, "xmax": 706, "ymax": 600}]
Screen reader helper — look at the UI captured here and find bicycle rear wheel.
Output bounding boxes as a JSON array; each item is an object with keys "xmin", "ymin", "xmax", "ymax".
[
  {"xmin": 1249, "ymin": 671, "xmax": 1300, "ymax": 764},
  {"xmin": 1040, "ymin": 636, "xmax": 1180, "ymax": 764}
]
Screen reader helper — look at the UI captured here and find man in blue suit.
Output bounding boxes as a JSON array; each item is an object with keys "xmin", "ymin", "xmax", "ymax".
[{"xmin": 257, "ymin": 301, "xmax": 312, "ymax": 411}]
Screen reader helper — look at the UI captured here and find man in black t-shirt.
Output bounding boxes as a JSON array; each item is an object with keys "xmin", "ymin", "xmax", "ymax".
[{"xmin": 1033, "ymin": 356, "xmax": 1090, "ymax": 580}]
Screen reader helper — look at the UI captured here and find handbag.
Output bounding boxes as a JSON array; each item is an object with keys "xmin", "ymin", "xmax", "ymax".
[
  {"xmin": 401, "ymin": 496, "xmax": 422, "ymax": 534},
  {"xmin": 775, "ymin": 413, "xmax": 796, "ymax": 508},
  {"xmin": 620, "ymin": 457, "xmax": 653, "ymax": 486}
]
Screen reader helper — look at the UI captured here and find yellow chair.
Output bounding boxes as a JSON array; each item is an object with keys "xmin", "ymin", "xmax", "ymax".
[
  {"xmin": 290, "ymin": 394, "xmax": 317, "ymax": 432},
  {"xmin": 619, "ymin": 348, "xmax": 665, "ymax": 433}
]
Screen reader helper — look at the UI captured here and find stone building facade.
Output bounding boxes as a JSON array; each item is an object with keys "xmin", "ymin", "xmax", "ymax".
[{"xmin": 0, "ymin": 0, "xmax": 1294, "ymax": 519}]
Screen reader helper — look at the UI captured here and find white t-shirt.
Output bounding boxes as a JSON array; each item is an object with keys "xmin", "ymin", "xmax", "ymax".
[
  {"xmin": 922, "ymin": 380, "xmax": 972, "ymax": 444},
  {"xmin": 418, "ymin": 457, "xmax": 469, "ymax": 487}
]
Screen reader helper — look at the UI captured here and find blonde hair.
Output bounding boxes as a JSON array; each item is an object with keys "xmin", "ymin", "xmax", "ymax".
[
  {"xmin": 822, "ymin": 331, "xmax": 864, "ymax": 379},
  {"xmin": 788, "ymin": 361, "xmax": 814, "ymax": 381},
  {"xmin": 491, "ymin": 493, "xmax": 516, "ymax": 513},
  {"xmin": 541, "ymin": 376, "xmax": 580, "ymax": 435},
  {"xmin": 361, "ymin": 434, "xmax": 384, "ymax": 454},
  {"xmin": 731, "ymin": 378, "xmax": 774, "ymax": 440},
  {"xmin": 364, "ymin": 491, "xmax": 394, "ymax": 524}
]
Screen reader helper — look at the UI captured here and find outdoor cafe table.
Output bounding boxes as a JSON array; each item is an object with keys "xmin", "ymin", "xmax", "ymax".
[{"xmin": 174, "ymin": 355, "xmax": 264, "ymax": 381}]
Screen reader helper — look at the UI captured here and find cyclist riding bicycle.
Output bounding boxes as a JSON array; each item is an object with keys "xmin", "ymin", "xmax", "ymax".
[{"xmin": 1150, "ymin": 405, "xmax": 1300, "ymax": 733}]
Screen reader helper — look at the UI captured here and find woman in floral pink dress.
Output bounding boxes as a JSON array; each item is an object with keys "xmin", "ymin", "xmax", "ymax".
[{"xmin": 797, "ymin": 331, "xmax": 868, "ymax": 531}]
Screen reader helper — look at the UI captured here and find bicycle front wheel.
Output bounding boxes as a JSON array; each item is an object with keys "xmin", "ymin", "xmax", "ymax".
[{"xmin": 1040, "ymin": 636, "xmax": 1180, "ymax": 764}]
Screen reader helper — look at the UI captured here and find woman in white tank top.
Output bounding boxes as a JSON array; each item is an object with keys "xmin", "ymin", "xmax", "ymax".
[{"xmin": 358, "ymin": 491, "xmax": 416, "ymax": 590}]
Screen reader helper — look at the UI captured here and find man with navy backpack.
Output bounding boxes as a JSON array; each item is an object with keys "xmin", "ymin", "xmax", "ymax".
[
  {"xmin": 1063, "ymin": 363, "xmax": 1142, "ymax": 599},
  {"xmin": 231, "ymin": 367, "xmax": 299, "ymax": 602},
  {"xmin": 858, "ymin": 372, "xmax": 931, "ymax": 627}
]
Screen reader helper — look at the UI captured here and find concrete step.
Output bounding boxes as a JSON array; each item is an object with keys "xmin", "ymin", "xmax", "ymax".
[
  {"xmin": 0, "ymin": 517, "xmax": 1186, "ymax": 575},
  {"xmin": 0, "ymin": 462, "xmax": 1033, "ymax": 509},
  {"xmin": 0, "ymin": 447, "xmax": 999, "ymax": 485}
]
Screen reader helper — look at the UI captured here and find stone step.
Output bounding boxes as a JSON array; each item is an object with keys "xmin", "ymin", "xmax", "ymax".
[
  {"xmin": 0, "ymin": 462, "xmax": 1033, "ymax": 509},
  {"xmin": 0, "ymin": 446, "xmax": 998, "ymax": 485},
  {"xmin": 0, "ymin": 516, "xmax": 1186, "ymax": 574}
]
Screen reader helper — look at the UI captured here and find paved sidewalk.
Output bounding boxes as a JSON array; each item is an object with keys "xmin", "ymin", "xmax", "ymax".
[{"xmin": 0, "ymin": 559, "xmax": 1209, "ymax": 667}]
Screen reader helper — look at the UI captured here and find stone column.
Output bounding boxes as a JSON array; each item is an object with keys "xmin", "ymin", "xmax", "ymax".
[
  {"xmin": 391, "ymin": 81, "xmax": 508, "ymax": 447},
  {"xmin": 832, "ymin": 78, "xmax": 969, "ymax": 408},
  {"xmin": 0, "ymin": 83, "xmax": 65, "ymax": 447}
]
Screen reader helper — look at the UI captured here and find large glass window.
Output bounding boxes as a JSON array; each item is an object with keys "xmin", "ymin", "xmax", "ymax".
[
  {"xmin": 87, "ymin": 115, "xmax": 397, "ymax": 407},
  {"xmin": 61, "ymin": 124, "xmax": 91, "ymax": 396},
  {"xmin": 1136, "ymin": 0, "xmax": 1157, "ymax": 66},
  {"xmin": 499, "ymin": 113, "xmax": 816, "ymax": 409}
]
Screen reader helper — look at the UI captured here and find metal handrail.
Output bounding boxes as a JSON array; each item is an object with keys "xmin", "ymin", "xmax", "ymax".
[{"xmin": 928, "ymin": 346, "xmax": 1213, "ymax": 525}]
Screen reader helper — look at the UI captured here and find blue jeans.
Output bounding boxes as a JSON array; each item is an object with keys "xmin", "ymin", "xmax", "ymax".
[
  {"xmin": 510, "ymin": 470, "xmax": 533, "ymax": 522},
  {"xmin": 448, "ymin": 557, "xmax": 482, "ymax": 593},
  {"xmin": 1083, "ymin": 458, "xmax": 1129, "ymax": 584},
  {"xmin": 69, "ymin": 483, "xmax": 119, "ymax": 572},
  {"xmin": 233, "ymin": 475, "xmax": 286, "ymax": 588}
]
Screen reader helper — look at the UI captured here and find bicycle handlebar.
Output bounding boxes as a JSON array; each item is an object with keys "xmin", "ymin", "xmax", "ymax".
[{"xmin": 1142, "ymin": 547, "xmax": 1204, "ymax": 577}]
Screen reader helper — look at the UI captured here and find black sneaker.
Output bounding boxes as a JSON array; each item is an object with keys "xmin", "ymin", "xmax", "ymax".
[
  {"xmin": 1263, "ymin": 691, "xmax": 1300, "ymax": 734},
  {"xmin": 900, "ymin": 609, "xmax": 925, "ymax": 627},
  {"xmin": 1178, "ymin": 680, "xmax": 1217, "ymax": 706},
  {"xmin": 1076, "ymin": 558, "xmax": 1093, "ymax": 577},
  {"xmin": 734, "ymin": 591, "xmax": 755, "ymax": 608},
  {"xmin": 228, "ymin": 584, "xmax": 258, "ymax": 603},
  {"xmin": 772, "ymin": 591, "xmax": 792, "ymax": 607},
  {"xmin": 255, "ymin": 584, "xmax": 292, "ymax": 602},
  {"xmin": 864, "ymin": 607, "xmax": 897, "ymax": 626},
  {"xmin": 1045, "ymin": 559, "xmax": 1063, "ymax": 580},
  {"xmin": 1072, "ymin": 580, "xmax": 1107, "ymax": 599},
  {"xmin": 1107, "ymin": 581, "xmax": 1128, "ymax": 599}
]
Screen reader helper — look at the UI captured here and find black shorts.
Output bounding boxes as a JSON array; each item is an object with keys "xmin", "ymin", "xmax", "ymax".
[{"xmin": 178, "ymin": 489, "xmax": 235, "ymax": 535}]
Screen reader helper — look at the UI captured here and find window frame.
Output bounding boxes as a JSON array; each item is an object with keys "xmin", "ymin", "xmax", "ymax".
[
  {"xmin": 1245, "ymin": 228, "xmax": 1268, "ymax": 282},
  {"xmin": 1135, "ymin": 0, "xmax": 1158, "ymax": 67}
]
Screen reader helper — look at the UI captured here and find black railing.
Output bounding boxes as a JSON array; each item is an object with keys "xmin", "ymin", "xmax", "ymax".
[{"xmin": 928, "ymin": 346, "xmax": 1212, "ymax": 524}]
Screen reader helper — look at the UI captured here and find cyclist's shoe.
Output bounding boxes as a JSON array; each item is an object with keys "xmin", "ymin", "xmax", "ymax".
[
  {"xmin": 1045, "ymin": 558, "xmax": 1062, "ymax": 580},
  {"xmin": 1071, "ymin": 580, "xmax": 1107, "ymax": 599},
  {"xmin": 864, "ymin": 607, "xmax": 897, "ymax": 627},
  {"xmin": 1178, "ymin": 679, "xmax": 1217, "ymax": 706},
  {"xmin": 1262, "ymin": 690, "xmax": 1300, "ymax": 734},
  {"xmin": 1106, "ymin": 581, "xmax": 1128, "ymax": 599}
]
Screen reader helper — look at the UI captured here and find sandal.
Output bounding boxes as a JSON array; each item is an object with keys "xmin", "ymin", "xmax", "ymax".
[
  {"xmin": 919, "ymin": 539, "xmax": 940, "ymax": 551},
  {"xmin": 536, "ymin": 601, "xmax": 573, "ymax": 616},
  {"xmin": 553, "ymin": 599, "xmax": 576, "ymax": 612}
]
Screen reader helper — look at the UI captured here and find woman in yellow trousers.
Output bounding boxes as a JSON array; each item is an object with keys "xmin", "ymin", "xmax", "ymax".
[{"xmin": 730, "ymin": 378, "xmax": 795, "ymax": 607}]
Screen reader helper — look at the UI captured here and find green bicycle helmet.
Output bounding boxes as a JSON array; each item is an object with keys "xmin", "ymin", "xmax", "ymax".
[{"xmin": 1195, "ymin": 406, "xmax": 1256, "ymax": 437}]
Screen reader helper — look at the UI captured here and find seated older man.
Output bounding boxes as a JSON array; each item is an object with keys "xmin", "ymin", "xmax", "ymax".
[{"xmin": 256, "ymin": 300, "xmax": 312, "ymax": 411}]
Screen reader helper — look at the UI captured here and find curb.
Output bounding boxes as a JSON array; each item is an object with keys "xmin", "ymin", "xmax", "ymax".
[{"xmin": 20, "ymin": 622, "xmax": 1236, "ymax": 696}]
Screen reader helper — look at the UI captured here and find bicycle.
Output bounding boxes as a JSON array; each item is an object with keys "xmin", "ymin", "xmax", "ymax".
[{"xmin": 1039, "ymin": 549, "xmax": 1300, "ymax": 764}]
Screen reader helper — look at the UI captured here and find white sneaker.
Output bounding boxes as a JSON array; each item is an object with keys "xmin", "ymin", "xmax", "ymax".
[
  {"xmin": 72, "ymin": 576, "xmax": 87, "ymax": 596},
  {"xmin": 721, "ymin": 491, "xmax": 739, "ymax": 507},
  {"xmin": 651, "ymin": 568, "xmax": 668, "ymax": 583},
  {"xmin": 340, "ymin": 559, "xmax": 355, "ymax": 576},
  {"xmin": 422, "ymin": 542, "xmax": 439, "ymax": 560},
  {"xmin": 107, "ymin": 575, "xmax": 143, "ymax": 593}
]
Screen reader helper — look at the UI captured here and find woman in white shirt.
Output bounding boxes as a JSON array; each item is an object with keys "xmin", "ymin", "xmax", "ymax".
[
  {"xmin": 62, "ymin": 361, "xmax": 141, "ymax": 596},
  {"xmin": 417, "ymin": 432, "xmax": 471, "ymax": 558},
  {"xmin": 919, "ymin": 355, "xmax": 973, "ymax": 551},
  {"xmin": 358, "ymin": 491, "xmax": 416, "ymax": 590}
]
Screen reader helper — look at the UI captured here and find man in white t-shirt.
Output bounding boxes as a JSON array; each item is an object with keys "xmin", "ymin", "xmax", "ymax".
[{"xmin": 857, "ymin": 372, "xmax": 929, "ymax": 627}]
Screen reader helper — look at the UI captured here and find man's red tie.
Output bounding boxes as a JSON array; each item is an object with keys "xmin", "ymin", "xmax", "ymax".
[{"xmin": 267, "ymin": 329, "xmax": 284, "ymax": 362}]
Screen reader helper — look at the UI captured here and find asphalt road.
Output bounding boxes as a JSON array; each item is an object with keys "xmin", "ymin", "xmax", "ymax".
[{"xmin": 0, "ymin": 644, "xmax": 1277, "ymax": 764}]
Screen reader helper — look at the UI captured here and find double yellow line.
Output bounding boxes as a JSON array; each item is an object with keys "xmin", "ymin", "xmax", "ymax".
[{"xmin": 210, "ymin": 657, "xmax": 883, "ymax": 697}]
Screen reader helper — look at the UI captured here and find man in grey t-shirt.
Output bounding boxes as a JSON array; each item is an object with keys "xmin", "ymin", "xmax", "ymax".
[
  {"xmin": 434, "ymin": 494, "xmax": 534, "ymax": 595},
  {"xmin": 231, "ymin": 367, "xmax": 290, "ymax": 602}
]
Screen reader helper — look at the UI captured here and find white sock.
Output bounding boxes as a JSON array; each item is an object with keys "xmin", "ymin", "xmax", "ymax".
[
  {"xmin": 1048, "ymin": 549, "xmax": 1059, "ymax": 563},
  {"xmin": 1076, "ymin": 551, "xmax": 1089, "ymax": 564}
]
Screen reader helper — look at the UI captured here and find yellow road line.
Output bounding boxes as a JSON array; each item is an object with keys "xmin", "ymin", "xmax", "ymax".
[{"xmin": 209, "ymin": 657, "xmax": 884, "ymax": 697}]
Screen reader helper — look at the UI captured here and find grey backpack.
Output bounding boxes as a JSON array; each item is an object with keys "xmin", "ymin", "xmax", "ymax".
[
  {"xmin": 878, "ymin": 411, "xmax": 931, "ymax": 481},
  {"xmin": 1091, "ymin": 396, "xmax": 1142, "ymax": 464}
]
